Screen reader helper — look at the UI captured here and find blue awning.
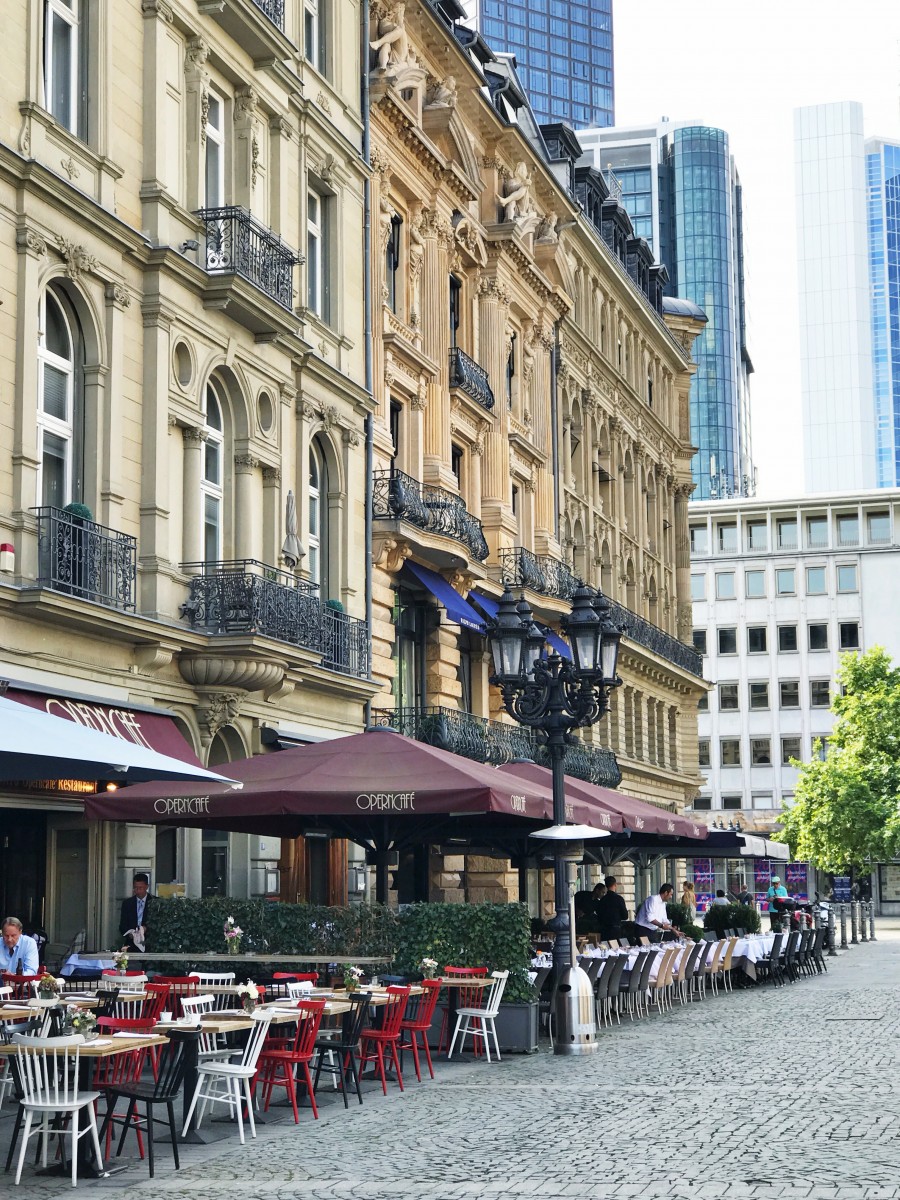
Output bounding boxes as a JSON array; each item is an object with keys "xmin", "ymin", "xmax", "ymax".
[
  {"xmin": 401, "ymin": 562, "xmax": 485, "ymax": 631},
  {"xmin": 470, "ymin": 591, "xmax": 499, "ymax": 620},
  {"xmin": 472, "ymin": 591, "xmax": 572, "ymax": 661},
  {"xmin": 542, "ymin": 626, "xmax": 572, "ymax": 660}
]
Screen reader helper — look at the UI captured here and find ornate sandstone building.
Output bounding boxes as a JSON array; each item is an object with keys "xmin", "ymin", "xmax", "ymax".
[{"xmin": 365, "ymin": 1, "xmax": 707, "ymax": 904}]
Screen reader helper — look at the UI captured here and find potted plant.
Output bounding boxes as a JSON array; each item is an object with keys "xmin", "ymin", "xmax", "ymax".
[
  {"xmin": 343, "ymin": 965, "xmax": 364, "ymax": 992},
  {"xmin": 492, "ymin": 967, "xmax": 540, "ymax": 1054},
  {"xmin": 703, "ymin": 903, "xmax": 762, "ymax": 938},
  {"xmin": 419, "ymin": 956, "xmax": 438, "ymax": 980},
  {"xmin": 235, "ymin": 980, "xmax": 259, "ymax": 1014},
  {"xmin": 113, "ymin": 948, "xmax": 130, "ymax": 975},
  {"xmin": 223, "ymin": 916, "xmax": 243, "ymax": 955},
  {"xmin": 36, "ymin": 973, "xmax": 61, "ymax": 1001},
  {"xmin": 70, "ymin": 1008, "xmax": 98, "ymax": 1040}
]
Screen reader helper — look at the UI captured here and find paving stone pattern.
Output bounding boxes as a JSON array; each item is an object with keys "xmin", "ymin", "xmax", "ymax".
[{"xmin": 4, "ymin": 930, "xmax": 900, "ymax": 1200}]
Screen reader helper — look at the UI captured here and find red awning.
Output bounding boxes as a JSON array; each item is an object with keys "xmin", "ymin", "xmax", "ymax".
[
  {"xmin": 5, "ymin": 688, "xmax": 204, "ymax": 768},
  {"xmin": 497, "ymin": 761, "xmax": 708, "ymax": 841},
  {"xmin": 84, "ymin": 728, "xmax": 622, "ymax": 832}
]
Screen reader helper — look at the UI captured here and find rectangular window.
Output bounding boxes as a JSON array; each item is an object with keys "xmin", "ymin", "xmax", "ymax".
[
  {"xmin": 806, "ymin": 515, "xmax": 828, "ymax": 548},
  {"xmin": 777, "ymin": 518, "xmax": 798, "ymax": 549},
  {"xmin": 806, "ymin": 566, "xmax": 826, "ymax": 595},
  {"xmin": 693, "ymin": 796, "xmax": 712, "ymax": 811},
  {"xmin": 749, "ymin": 682, "xmax": 769, "ymax": 710},
  {"xmin": 449, "ymin": 275, "xmax": 461, "ymax": 348},
  {"xmin": 720, "ymin": 739, "xmax": 741, "ymax": 766},
  {"xmin": 718, "ymin": 627, "xmax": 737, "ymax": 655},
  {"xmin": 689, "ymin": 525, "xmax": 708, "ymax": 555},
  {"xmin": 810, "ymin": 679, "xmax": 831, "ymax": 707},
  {"xmin": 692, "ymin": 629, "xmax": 707, "ymax": 654},
  {"xmin": 836, "ymin": 564, "xmax": 858, "ymax": 592},
  {"xmin": 867, "ymin": 511, "xmax": 890, "ymax": 543},
  {"xmin": 690, "ymin": 574, "xmax": 705, "ymax": 601},
  {"xmin": 839, "ymin": 622, "xmax": 860, "ymax": 650},
  {"xmin": 775, "ymin": 568, "xmax": 795, "ymax": 595},
  {"xmin": 781, "ymin": 736, "xmax": 801, "ymax": 765},
  {"xmin": 716, "ymin": 571, "xmax": 735, "ymax": 599},
  {"xmin": 307, "ymin": 188, "xmax": 329, "ymax": 319},
  {"xmin": 778, "ymin": 625, "xmax": 798, "ymax": 652},
  {"xmin": 814, "ymin": 737, "xmax": 830, "ymax": 761},
  {"xmin": 836, "ymin": 513, "xmax": 859, "ymax": 546},
  {"xmin": 751, "ymin": 794, "xmax": 774, "ymax": 810},
  {"xmin": 205, "ymin": 92, "xmax": 225, "ymax": 208},
  {"xmin": 305, "ymin": 0, "xmax": 326, "ymax": 74},
  {"xmin": 718, "ymin": 683, "xmax": 739, "ymax": 711},
  {"xmin": 698, "ymin": 739, "xmax": 710, "ymax": 768},
  {"xmin": 808, "ymin": 623, "xmax": 828, "ymax": 651},
  {"xmin": 44, "ymin": 0, "xmax": 86, "ymax": 139},
  {"xmin": 750, "ymin": 738, "xmax": 772, "ymax": 765},
  {"xmin": 385, "ymin": 214, "xmax": 402, "ymax": 314},
  {"xmin": 747, "ymin": 626, "xmax": 767, "ymax": 654},
  {"xmin": 722, "ymin": 795, "xmax": 742, "ymax": 810},
  {"xmin": 745, "ymin": 569, "xmax": 765, "ymax": 598},
  {"xmin": 717, "ymin": 523, "xmax": 737, "ymax": 552},
  {"xmin": 505, "ymin": 332, "xmax": 516, "ymax": 407},
  {"xmin": 746, "ymin": 520, "xmax": 767, "ymax": 550},
  {"xmin": 697, "ymin": 692, "xmax": 708, "ymax": 712},
  {"xmin": 780, "ymin": 680, "xmax": 800, "ymax": 708}
]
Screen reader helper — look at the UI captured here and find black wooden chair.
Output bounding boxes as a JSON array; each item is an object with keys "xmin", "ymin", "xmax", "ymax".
[{"xmin": 312, "ymin": 991, "xmax": 371, "ymax": 1108}]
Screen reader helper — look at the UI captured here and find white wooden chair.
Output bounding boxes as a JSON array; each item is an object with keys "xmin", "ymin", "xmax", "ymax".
[
  {"xmin": 181, "ymin": 1010, "xmax": 275, "ymax": 1145},
  {"xmin": 11, "ymin": 1033, "xmax": 103, "ymax": 1187},
  {"xmin": 180, "ymin": 994, "xmax": 231, "ymax": 1064},
  {"xmin": 448, "ymin": 970, "xmax": 509, "ymax": 1063}
]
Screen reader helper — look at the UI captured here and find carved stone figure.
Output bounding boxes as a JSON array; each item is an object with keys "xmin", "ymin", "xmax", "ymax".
[
  {"xmin": 425, "ymin": 75, "xmax": 457, "ymax": 108},
  {"xmin": 370, "ymin": 4, "xmax": 412, "ymax": 73},
  {"xmin": 496, "ymin": 162, "xmax": 540, "ymax": 234}
]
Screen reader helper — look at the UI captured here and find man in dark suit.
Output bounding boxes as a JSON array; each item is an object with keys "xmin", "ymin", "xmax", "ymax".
[
  {"xmin": 594, "ymin": 874, "xmax": 629, "ymax": 941},
  {"xmin": 119, "ymin": 873, "xmax": 152, "ymax": 952}
]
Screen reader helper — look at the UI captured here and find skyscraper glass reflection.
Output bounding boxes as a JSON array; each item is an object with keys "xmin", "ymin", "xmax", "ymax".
[
  {"xmin": 867, "ymin": 140, "xmax": 900, "ymax": 487},
  {"xmin": 462, "ymin": 0, "xmax": 614, "ymax": 129}
]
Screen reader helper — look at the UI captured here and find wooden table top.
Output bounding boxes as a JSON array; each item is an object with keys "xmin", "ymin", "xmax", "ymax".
[
  {"xmin": 437, "ymin": 977, "xmax": 493, "ymax": 988},
  {"xmin": 0, "ymin": 1034, "xmax": 170, "ymax": 1057}
]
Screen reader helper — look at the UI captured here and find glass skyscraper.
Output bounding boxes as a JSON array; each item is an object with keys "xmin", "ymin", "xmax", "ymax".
[
  {"xmin": 460, "ymin": 0, "xmax": 614, "ymax": 129},
  {"xmin": 867, "ymin": 140, "xmax": 900, "ymax": 487},
  {"xmin": 579, "ymin": 121, "xmax": 755, "ymax": 500}
]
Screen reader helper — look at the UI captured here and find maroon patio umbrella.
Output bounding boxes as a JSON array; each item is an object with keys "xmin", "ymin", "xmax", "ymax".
[
  {"xmin": 496, "ymin": 761, "xmax": 708, "ymax": 841},
  {"xmin": 84, "ymin": 728, "xmax": 620, "ymax": 832}
]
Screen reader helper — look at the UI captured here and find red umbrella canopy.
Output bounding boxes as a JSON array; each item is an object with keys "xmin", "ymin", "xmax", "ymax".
[
  {"xmin": 497, "ymin": 762, "xmax": 707, "ymax": 841},
  {"xmin": 85, "ymin": 729, "xmax": 608, "ymax": 829}
]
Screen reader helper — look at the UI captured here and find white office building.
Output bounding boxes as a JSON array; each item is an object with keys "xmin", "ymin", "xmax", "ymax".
[{"xmin": 689, "ymin": 491, "xmax": 900, "ymax": 833}]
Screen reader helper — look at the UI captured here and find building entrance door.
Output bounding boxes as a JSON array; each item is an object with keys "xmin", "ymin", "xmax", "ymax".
[
  {"xmin": 49, "ymin": 825, "xmax": 90, "ymax": 945},
  {"xmin": 0, "ymin": 809, "xmax": 47, "ymax": 931}
]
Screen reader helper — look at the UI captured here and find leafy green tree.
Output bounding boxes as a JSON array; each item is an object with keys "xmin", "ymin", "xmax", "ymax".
[{"xmin": 777, "ymin": 647, "xmax": 900, "ymax": 870}]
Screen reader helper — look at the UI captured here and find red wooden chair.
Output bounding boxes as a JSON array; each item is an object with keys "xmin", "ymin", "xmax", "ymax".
[
  {"xmin": 437, "ymin": 965, "xmax": 488, "ymax": 1053},
  {"xmin": 101, "ymin": 970, "xmax": 146, "ymax": 977},
  {"xmin": 151, "ymin": 977, "xmax": 199, "ymax": 1019},
  {"xmin": 358, "ymin": 986, "xmax": 410, "ymax": 1094},
  {"xmin": 399, "ymin": 980, "xmax": 442, "ymax": 1081},
  {"xmin": 255, "ymin": 1000, "xmax": 326, "ymax": 1123},
  {"xmin": 93, "ymin": 1017, "xmax": 156, "ymax": 1157},
  {"xmin": 272, "ymin": 971, "xmax": 318, "ymax": 983},
  {"xmin": 1, "ymin": 973, "xmax": 34, "ymax": 1002}
]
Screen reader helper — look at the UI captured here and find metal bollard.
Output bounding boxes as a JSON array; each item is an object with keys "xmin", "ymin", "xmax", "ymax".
[
  {"xmin": 839, "ymin": 903, "xmax": 848, "ymax": 949},
  {"xmin": 851, "ymin": 901, "xmax": 859, "ymax": 944},
  {"xmin": 860, "ymin": 903, "xmax": 868, "ymax": 941},
  {"xmin": 869, "ymin": 902, "xmax": 877, "ymax": 941},
  {"xmin": 827, "ymin": 906, "xmax": 837, "ymax": 956}
]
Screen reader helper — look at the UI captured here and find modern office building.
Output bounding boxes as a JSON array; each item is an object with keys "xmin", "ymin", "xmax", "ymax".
[
  {"xmin": 689, "ymin": 490, "xmax": 900, "ymax": 908},
  {"xmin": 794, "ymin": 103, "xmax": 900, "ymax": 492},
  {"xmin": 579, "ymin": 120, "xmax": 755, "ymax": 501},
  {"xmin": 458, "ymin": 0, "xmax": 614, "ymax": 128}
]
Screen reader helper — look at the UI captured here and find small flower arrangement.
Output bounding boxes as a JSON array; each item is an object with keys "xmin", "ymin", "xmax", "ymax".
[
  {"xmin": 113, "ymin": 949, "xmax": 129, "ymax": 973},
  {"xmin": 70, "ymin": 1008, "xmax": 97, "ymax": 1038},
  {"xmin": 224, "ymin": 916, "xmax": 243, "ymax": 955},
  {"xmin": 37, "ymin": 974, "xmax": 61, "ymax": 999},
  {"xmin": 343, "ymin": 965, "xmax": 364, "ymax": 992},
  {"xmin": 235, "ymin": 980, "xmax": 259, "ymax": 1014},
  {"xmin": 419, "ymin": 957, "xmax": 438, "ymax": 979}
]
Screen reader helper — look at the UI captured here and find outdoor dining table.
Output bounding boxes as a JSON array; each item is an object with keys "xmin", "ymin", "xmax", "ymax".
[{"xmin": 0, "ymin": 1033, "xmax": 170, "ymax": 1179}]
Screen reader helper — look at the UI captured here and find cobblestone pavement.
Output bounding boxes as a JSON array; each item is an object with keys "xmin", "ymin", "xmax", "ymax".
[{"xmin": 3, "ymin": 930, "xmax": 899, "ymax": 1200}]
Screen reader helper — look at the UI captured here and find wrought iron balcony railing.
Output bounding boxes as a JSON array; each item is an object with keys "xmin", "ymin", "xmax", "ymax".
[
  {"xmin": 448, "ymin": 347, "xmax": 495, "ymax": 412},
  {"xmin": 500, "ymin": 547, "xmax": 578, "ymax": 600},
  {"xmin": 251, "ymin": 0, "xmax": 285, "ymax": 27},
  {"xmin": 605, "ymin": 595, "xmax": 703, "ymax": 678},
  {"xmin": 195, "ymin": 207, "xmax": 298, "ymax": 310},
  {"xmin": 34, "ymin": 506, "xmax": 136, "ymax": 612},
  {"xmin": 323, "ymin": 605, "xmax": 370, "ymax": 678},
  {"xmin": 372, "ymin": 470, "xmax": 489, "ymax": 561},
  {"xmin": 370, "ymin": 705, "xmax": 621, "ymax": 788},
  {"xmin": 179, "ymin": 560, "xmax": 369, "ymax": 678}
]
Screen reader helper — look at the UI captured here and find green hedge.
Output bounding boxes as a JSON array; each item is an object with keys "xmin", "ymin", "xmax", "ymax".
[
  {"xmin": 147, "ymin": 898, "xmax": 534, "ymax": 1001},
  {"xmin": 702, "ymin": 903, "xmax": 761, "ymax": 937}
]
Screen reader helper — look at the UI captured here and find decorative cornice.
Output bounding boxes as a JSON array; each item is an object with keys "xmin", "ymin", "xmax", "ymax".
[
  {"xmin": 57, "ymin": 236, "xmax": 97, "ymax": 282},
  {"xmin": 104, "ymin": 282, "xmax": 131, "ymax": 309},
  {"xmin": 16, "ymin": 228, "xmax": 46, "ymax": 257}
]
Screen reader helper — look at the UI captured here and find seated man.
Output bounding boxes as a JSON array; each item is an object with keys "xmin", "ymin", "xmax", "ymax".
[
  {"xmin": 634, "ymin": 883, "xmax": 683, "ymax": 941},
  {"xmin": 0, "ymin": 916, "xmax": 40, "ymax": 975}
]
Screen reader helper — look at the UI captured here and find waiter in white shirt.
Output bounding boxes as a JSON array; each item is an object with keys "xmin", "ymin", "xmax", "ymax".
[{"xmin": 634, "ymin": 883, "xmax": 683, "ymax": 941}]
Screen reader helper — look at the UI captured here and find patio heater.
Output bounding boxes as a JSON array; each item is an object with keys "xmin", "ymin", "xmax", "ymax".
[{"xmin": 485, "ymin": 583, "xmax": 622, "ymax": 988}]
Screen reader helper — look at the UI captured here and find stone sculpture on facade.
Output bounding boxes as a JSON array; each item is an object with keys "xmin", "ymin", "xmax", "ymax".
[{"xmin": 496, "ymin": 161, "xmax": 540, "ymax": 235}]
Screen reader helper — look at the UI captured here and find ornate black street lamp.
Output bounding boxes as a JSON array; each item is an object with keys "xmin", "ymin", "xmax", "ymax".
[{"xmin": 485, "ymin": 582, "xmax": 623, "ymax": 976}]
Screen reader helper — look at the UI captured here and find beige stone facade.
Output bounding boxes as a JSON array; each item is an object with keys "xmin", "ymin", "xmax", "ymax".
[
  {"xmin": 365, "ymin": 0, "xmax": 707, "ymax": 905},
  {"xmin": 0, "ymin": 0, "xmax": 377, "ymax": 947}
]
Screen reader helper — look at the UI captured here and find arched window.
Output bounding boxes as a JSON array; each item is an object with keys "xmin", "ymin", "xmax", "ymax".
[
  {"xmin": 37, "ymin": 287, "xmax": 83, "ymax": 508},
  {"xmin": 202, "ymin": 382, "xmax": 225, "ymax": 562},
  {"xmin": 308, "ymin": 440, "xmax": 326, "ymax": 591}
]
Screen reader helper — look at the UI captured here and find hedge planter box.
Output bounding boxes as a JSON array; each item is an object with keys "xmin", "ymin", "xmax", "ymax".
[{"xmin": 494, "ymin": 1001, "xmax": 539, "ymax": 1054}]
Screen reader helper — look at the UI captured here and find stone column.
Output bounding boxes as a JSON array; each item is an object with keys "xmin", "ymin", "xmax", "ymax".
[
  {"xmin": 419, "ymin": 207, "xmax": 455, "ymax": 488},
  {"xmin": 100, "ymin": 283, "xmax": 130, "ymax": 527},
  {"xmin": 674, "ymin": 482, "xmax": 693, "ymax": 642},
  {"xmin": 477, "ymin": 275, "xmax": 514, "ymax": 552},
  {"xmin": 182, "ymin": 36, "xmax": 210, "ymax": 216},
  {"xmin": 233, "ymin": 453, "xmax": 259, "ymax": 561},
  {"xmin": 181, "ymin": 427, "xmax": 205, "ymax": 565},
  {"xmin": 140, "ymin": 306, "xmax": 173, "ymax": 614},
  {"xmin": 262, "ymin": 465, "xmax": 281, "ymax": 567},
  {"xmin": 12, "ymin": 229, "xmax": 46, "ymax": 579},
  {"xmin": 233, "ymin": 86, "xmax": 261, "ymax": 212}
]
